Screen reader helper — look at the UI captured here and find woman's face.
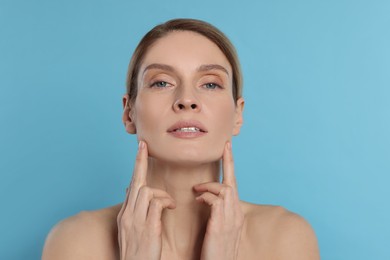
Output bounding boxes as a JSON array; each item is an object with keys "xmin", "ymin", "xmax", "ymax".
[{"xmin": 124, "ymin": 31, "xmax": 244, "ymax": 165}]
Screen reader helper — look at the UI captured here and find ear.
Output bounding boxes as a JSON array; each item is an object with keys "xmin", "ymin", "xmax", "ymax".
[
  {"xmin": 122, "ymin": 94, "xmax": 137, "ymax": 134},
  {"xmin": 232, "ymin": 97, "xmax": 244, "ymax": 136}
]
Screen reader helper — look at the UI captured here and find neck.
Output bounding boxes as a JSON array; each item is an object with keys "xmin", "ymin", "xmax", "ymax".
[{"xmin": 146, "ymin": 157, "xmax": 220, "ymax": 259}]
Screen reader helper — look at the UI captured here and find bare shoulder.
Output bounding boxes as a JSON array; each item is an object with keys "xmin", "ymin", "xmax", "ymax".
[
  {"xmin": 240, "ymin": 201, "xmax": 320, "ymax": 260},
  {"xmin": 42, "ymin": 204, "xmax": 121, "ymax": 260}
]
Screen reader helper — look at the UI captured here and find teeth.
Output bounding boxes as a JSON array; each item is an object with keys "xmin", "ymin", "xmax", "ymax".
[{"xmin": 175, "ymin": 127, "xmax": 200, "ymax": 132}]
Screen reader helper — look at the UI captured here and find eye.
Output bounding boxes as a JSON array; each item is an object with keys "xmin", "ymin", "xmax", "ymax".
[
  {"xmin": 150, "ymin": 81, "xmax": 170, "ymax": 88},
  {"xmin": 204, "ymin": 83, "xmax": 221, "ymax": 90}
]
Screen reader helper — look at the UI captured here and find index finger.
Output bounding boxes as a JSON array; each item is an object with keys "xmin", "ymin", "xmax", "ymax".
[
  {"xmin": 222, "ymin": 141, "xmax": 237, "ymax": 187},
  {"xmin": 118, "ymin": 140, "xmax": 149, "ymax": 216},
  {"xmin": 130, "ymin": 140, "xmax": 148, "ymax": 188}
]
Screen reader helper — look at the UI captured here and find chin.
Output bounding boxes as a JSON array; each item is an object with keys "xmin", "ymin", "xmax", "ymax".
[{"xmin": 149, "ymin": 145, "xmax": 222, "ymax": 166}]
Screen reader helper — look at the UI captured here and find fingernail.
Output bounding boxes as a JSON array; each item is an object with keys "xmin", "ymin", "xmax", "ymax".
[
  {"xmin": 138, "ymin": 140, "xmax": 145, "ymax": 149},
  {"xmin": 227, "ymin": 142, "xmax": 232, "ymax": 150}
]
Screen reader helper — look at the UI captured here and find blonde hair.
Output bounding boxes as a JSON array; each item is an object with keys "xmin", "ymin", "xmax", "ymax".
[{"xmin": 126, "ymin": 18, "xmax": 243, "ymax": 105}]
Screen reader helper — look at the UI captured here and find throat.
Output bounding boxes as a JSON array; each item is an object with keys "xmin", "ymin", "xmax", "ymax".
[
  {"xmin": 161, "ymin": 203, "xmax": 209, "ymax": 259},
  {"xmin": 145, "ymin": 158, "xmax": 220, "ymax": 257}
]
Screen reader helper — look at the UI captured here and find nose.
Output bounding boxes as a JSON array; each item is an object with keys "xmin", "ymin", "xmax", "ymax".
[{"xmin": 173, "ymin": 89, "xmax": 201, "ymax": 112}]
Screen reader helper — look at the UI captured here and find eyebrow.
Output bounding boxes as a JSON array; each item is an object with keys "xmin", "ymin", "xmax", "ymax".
[
  {"xmin": 142, "ymin": 63, "xmax": 175, "ymax": 76},
  {"xmin": 198, "ymin": 64, "xmax": 230, "ymax": 76},
  {"xmin": 142, "ymin": 63, "xmax": 230, "ymax": 76}
]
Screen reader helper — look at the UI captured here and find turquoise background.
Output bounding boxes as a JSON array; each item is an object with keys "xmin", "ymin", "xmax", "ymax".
[{"xmin": 1, "ymin": 0, "xmax": 389, "ymax": 259}]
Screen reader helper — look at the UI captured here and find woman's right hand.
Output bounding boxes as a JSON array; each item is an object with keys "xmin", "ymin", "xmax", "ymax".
[{"xmin": 117, "ymin": 141, "xmax": 176, "ymax": 260}]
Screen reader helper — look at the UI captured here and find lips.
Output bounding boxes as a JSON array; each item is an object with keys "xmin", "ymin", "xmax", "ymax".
[{"xmin": 167, "ymin": 120, "xmax": 208, "ymax": 133}]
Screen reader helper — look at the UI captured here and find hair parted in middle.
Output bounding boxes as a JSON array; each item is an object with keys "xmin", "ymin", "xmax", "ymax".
[{"xmin": 125, "ymin": 18, "xmax": 243, "ymax": 106}]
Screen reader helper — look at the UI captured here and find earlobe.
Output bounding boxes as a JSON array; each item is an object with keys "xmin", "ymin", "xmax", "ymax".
[
  {"xmin": 233, "ymin": 97, "xmax": 245, "ymax": 136},
  {"xmin": 122, "ymin": 94, "xmax": 137, "ymax": 134}
]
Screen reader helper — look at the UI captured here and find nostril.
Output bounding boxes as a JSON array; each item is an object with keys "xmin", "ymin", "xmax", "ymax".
[
  {"xmin": 178, "ymin": 104, "xmax": 185, "ymax": 109},
  {"xmin": 191, "ymin": 104, "xmax": 197, "ymax": 109}
]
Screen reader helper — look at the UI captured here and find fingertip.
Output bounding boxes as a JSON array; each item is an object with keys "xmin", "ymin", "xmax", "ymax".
[
  {"xmin": 226, "ymin": 141, "xmax": 232, "ymax": 151},
  {"xmin": 193, "ymin": 183, "xmax": 204, "ymax": 190},
  {"xmin": 137, "ymin": 140, "xmax": 149, "ymax": 159},
  {"xmin": 138, "ymin": 140, "xmax": 145, "ymax": 150},
  {"xmin": 223, "ymin": 141, "xmax": 232, "ymax": 159},
  {"xmin": 168, "ymin": 199, "xmax": 176, "ymax": 209},
  {"xmin": 222, "ymin": 142, "xmax": 236, "ymax": 185},
  {"xmin": 167, "ymin": 204, "xmax": 176, "ymax": 209},
  {"xmin": 193, "ymin": 184, "xmax": 206, "ymax": 192},
  {"xmin": 195, "ymin": 196, "xmax": 204, "ymax": 203}
]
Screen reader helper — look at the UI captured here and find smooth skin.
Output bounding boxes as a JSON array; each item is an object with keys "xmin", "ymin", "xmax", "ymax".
[
  {"xmin": 116, "ymin": 141, "xmax": 243, "ymax": 260},
  {"xmin": 42, "ymin": 31, "xmax": 319, "ymax": 260},
  {"xmin": 42, "ymin": 142, "xmax": 319, "ymax": 259}
]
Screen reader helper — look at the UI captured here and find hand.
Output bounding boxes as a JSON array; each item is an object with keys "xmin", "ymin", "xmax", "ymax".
[
  {"xmin": 193, "ymin": 142, "xmax": 244, "ymax": 260},
  {"xmin": 117, "ymin": 141, "xmax": 176, "ymax": 260}
]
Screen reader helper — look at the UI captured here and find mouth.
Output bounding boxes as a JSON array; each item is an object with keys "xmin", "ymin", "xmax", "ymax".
[
  {"xmin": 167, "ymin": 120, "xmax": 208, "ymax": 135},
  {"xmin": 172, "ymin": 127, "xmax": 205, "ymax": 133}
]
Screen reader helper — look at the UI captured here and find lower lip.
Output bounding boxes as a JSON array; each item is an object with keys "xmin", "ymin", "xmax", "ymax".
[{"xmin": 168, "ymin": 131, "xmax": 207, "ymax": 139}]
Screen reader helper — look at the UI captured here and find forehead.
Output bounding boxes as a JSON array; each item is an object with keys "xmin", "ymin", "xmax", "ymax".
[{"xmin": 140, "ymin": 31, "xmax": 232, "ymax": 74}]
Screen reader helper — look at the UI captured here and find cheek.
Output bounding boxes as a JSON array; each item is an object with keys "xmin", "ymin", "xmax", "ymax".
[
  {"xmin": 133, "ymin": 98, "xmax": 163, "ymax": 137},
  {"xmin": 212, "ymin": 102, "xmax": 236, "ymax": 133}
]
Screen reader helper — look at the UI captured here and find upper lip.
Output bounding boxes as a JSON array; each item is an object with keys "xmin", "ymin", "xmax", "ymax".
[{"xmin": 167, "ymin": 120, "xmax": 208, "ymax": 133}]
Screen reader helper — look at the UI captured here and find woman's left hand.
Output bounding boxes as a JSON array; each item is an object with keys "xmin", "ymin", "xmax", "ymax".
[{"xmin": 193, "ymin": 142, "xmax": 244, "ymax": 260}]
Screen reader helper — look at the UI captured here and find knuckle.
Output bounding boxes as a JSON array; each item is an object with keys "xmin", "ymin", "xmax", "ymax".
[
  {"xmin": 133, "ymin": 218, "xmax": 145, "ymax": 229},
  {"xmin": 117, "ymin": 215, "xmax": 131, "ymax": 229},
  {"xmin": 150, "ymin": 198, "xmax": 163, "ymax": 209},
  {"xmin": 116, "ymin": 214, "xmax": 122, "ymax": 226},
  {"xmin": 130, "ymin": 181, "xmax": 141, "ymax": 191},
  {"xmin": 225, "ymin": 186, "xmax": 234, "ymax": 194},
  {"xmin": 219, "ymin": 186, "xmax": 232, "ymax": 196},
  {"xmin": 138, "ymin": 185, "xmax": 147, "ymax": 193},
  {"xmin": 213, "ymin": 198, "xmax": 223, "ymax": 207},
  {"xmin": 129, "ymin": 181, "xmax": 136, "ymax": 189},
  {"xmin": 131, "ymin": 174, "xmax": 142, "ymax": 184},
  {"xmin": 139, "ymin": 186, "xmax": 151, "ymax": 196}
]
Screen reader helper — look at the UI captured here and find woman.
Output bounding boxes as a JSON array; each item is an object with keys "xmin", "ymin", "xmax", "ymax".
[{"xmin": 43, "ymin": 19, "xmax": 319, "ymax": 259}]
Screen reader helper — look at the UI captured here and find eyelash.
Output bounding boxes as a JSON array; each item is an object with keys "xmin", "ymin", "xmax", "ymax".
[
  {"xmin": 150, "ymin": 81, "xmax": 171, "ymax": 88},
  {"xmin": 203, "ymin": 82, "xmax": 222, "ymax": 90},
  {"xmin": 149, "ymin": 81, "xmax": 223, "ymax": 90}
]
